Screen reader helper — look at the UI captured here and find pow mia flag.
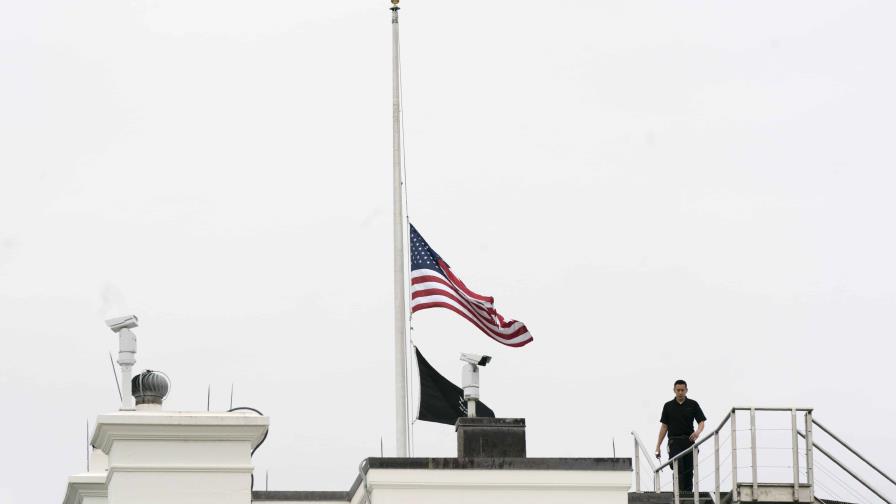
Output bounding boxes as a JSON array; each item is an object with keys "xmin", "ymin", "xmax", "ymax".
[{"xmin": 415, "ymin": 346, "xmax": 495, "ymax": 425}]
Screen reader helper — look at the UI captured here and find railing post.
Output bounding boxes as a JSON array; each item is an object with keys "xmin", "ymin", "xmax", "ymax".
[
  {"xmin": 655, "ymin": 467, "xmax": 661, "ymax": 494},
  {"xmin": 714, "ymin": 432, "xmax": 721, "ymax": 504},
  {"xmin": 791, "ymin": 409, "xmax": 800, "ymax": 501},
  {"xmin": 673, "ymin": 458, "xmax": 681, "ymax": 504},
  {"xmin": 694, "ymin": 445, "xmax": 700, "ymax": 504},
  {"xmin": 731, "ymin": 410, "xmax": 739, "ymax": 504},
  {"xmin": 805, "ymin": 411, "xmax": 814, "ymax": 502},
  {"xmin": 634, "ymin": 436, "xmax": 641, "ymax": 492},
  {"xmin": 750, "ymin": 408, "xmax": 758, "ymax": 501}
]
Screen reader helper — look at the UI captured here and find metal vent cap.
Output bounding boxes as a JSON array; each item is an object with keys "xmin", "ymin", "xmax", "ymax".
[{"xmin": 131, "ymin": 369, "xmax": 170, "ymax": 406}]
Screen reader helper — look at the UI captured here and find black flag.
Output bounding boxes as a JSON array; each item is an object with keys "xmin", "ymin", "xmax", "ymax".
[{"xmin": 415, "ymin": 347, "xmax": 495, "ymax": 425}]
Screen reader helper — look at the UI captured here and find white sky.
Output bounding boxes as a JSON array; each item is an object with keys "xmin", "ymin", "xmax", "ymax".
[{"xmin": 1, "ymin": 1, "xmax": 895, "ymax": 502}]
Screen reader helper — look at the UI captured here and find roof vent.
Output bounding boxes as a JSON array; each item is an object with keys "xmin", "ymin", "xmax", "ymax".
[{"xmin": 131, "ymin": 370, "xmax": 170, "ymax": 410}]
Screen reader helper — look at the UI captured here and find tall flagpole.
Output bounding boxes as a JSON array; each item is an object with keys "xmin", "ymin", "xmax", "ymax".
[{"xmin": 391, "ymin": 0, "xmax": 410, "ymax": 458}]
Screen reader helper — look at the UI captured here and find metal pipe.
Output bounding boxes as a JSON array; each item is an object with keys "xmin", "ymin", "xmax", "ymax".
[
  {"xmin": 694, "ymin": 445, "xmax": 700, "ymax": 504},
  {"xmin": 805, "ymin": 413, "xmax": 814, "ymax": 502},
  {"xmin": 635, "ymin": 436, "xmax": 641, "ymax": 492},
  {"xmin": 750, "ymin": 408, "xmax": 758, "ymax": 500},
  {"xmin": 791, "ymin": 409, "xmax": 800, "ymax": 502},
  {"xmin": 798, "ymin": 431, "xmax": 892, "ymax": 504},
  {"xmin": 674, "ymin": 458, "xmax": 681, "ymax": 504},
  {"xmin": 813, "ymin": 419, "xmax": 896, "ymax": 487},
  {"xmin": 632, "ymin": 432, "xmax": 659, "ymax": 472},
  {"xmin": 632, "ymin": 431, "xmax": 660, "ymax": 492},
  {"xmin": 714, "ymin": 433, "xmax": 721, "ymax": 504},
  {"xmin": 732, "ymin": 411, "xmax": 739, "ymax": 504},
  {"xmin": 733, "ymin": 407, "xmax": 814, "ymax": 412}
]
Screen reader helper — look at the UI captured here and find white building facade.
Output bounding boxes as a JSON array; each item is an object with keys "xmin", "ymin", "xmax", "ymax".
[{"xmin": 63, "ymin": 409, "xmax": 632, "ymax": 504}]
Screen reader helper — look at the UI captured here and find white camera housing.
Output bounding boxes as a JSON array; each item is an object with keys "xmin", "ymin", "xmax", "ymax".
[
  {"xmin": 460, "ymin": 353, "xmax": 492, "ymax": 367},
  {"xmin": 106, "ymin": 315, "xmax": 139, "ymax": 332}
]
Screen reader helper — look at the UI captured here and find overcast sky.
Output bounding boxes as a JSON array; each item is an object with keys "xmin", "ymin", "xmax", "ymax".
[{"xmin": 2, "ymin": 1, "xmax": 895, "ymax": 503}]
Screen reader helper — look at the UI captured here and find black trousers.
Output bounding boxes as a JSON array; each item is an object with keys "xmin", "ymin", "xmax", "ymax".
[{"xmin": 669, "ymin": 436, "xmax": 695, "ymax": 492}]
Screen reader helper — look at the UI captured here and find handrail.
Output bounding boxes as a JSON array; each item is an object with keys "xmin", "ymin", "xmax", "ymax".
[
  {"xmin": 632, "ymin": 431, "xmax": 658, "ymax": 472},
  {"xmin": 632, "ymin": 430, "xmax": 660, "ymax": 492},
  {"xmin": 812, "ymin": 420, "xmax": 896, "ymax": 488},
  {"xmin": 656, "ymin": 407, "xmax": 814, "ymax": 472},
  {"xmin": 731, "ymin": 406, "xmax": 815, "ymax": 412},
  {"xmin": 657, "ymin": 409, "xmax": 734, "ymax": 472},
  {"xmin": 635, "ymin": 407, "xmax": 894, "ymax": 504},
  {"xmin": 798, "ymin": 430, "xmax": 893, "ymax": 504},
  {"xmin": 633, "ymin": 406, "xmax": 817, "ymax": 504}
]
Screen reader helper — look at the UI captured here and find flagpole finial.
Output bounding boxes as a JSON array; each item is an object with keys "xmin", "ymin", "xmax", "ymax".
[{"xmin": 391, "ymin": 0, "xmax": 399, "ymax": 5}]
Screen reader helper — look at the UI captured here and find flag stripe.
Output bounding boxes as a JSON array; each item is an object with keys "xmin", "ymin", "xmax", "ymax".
[
  {"xmin": 412, "ymin": 299, "xmax": 533, "ymax": 346},
  {"xmin": 411, "ymin": 288, "xmax": 527, "ymax": 335},
  {"xmin": 411, "ymin": 269, "xmax": 523, "ymax": 331},
  {"xmin": 411, "ymin": 275, "xmax": 494, "ymax": 320},
  {"xmin": 436, "ymin": 259, "xmax": 494, "ymax": 305},
  {"xmin": 411, "ymin": 270, "xmax": 518, "ymax": 330}
]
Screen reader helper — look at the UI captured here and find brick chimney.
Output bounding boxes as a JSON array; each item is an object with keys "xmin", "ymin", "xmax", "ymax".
[{"xmin": 455, "ymin": 417, "xmax": 526, "ymax": 458}]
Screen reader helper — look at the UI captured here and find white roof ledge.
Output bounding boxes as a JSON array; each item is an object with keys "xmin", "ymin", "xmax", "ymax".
[
  {"xmin": 91, "ymin": 410, "xmax": 269, "ymax": 453},
  {"xmin": 62, "ymin": 473, "xmax": 107, "ymax": 504}
]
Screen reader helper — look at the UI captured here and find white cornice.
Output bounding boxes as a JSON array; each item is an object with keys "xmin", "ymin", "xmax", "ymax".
[
  {"xmin": 110, "ymin": 464, "xmax": 255, "ymax": 473},
  {"xmin": 363, "ymin": 468, "xmax": 631, "ymax": 492},
  {"xmin": 369, "ymin": 481, "xmax": 631, "ymax": 490},
  {"xmin": 62, "ymin": 474, "xmax": 107, "ymax": 504},
  {"xmin": 104, "ymin": 465, "xmax": 255, "ymax": 485},
  {"xmin": 92, "ymin": 411, "xmax": 268, "ymax": 453}
]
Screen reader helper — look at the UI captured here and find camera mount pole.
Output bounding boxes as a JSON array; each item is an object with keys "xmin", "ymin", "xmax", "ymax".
[
  {"xmin": 117, "ymin": 329, "xmax": 136, "ymax": 410},
  {"xmin": 462, "ymin": 362, "xmax": 479, "ymax": 418},
  {"xmin": 106, "ymin": 318, "xmax": 138, "ymax": 411}
]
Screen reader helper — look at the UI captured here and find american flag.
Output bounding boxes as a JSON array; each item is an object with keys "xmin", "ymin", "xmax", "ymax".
[{"xmin": 409, "ymin": 223, "xmax": 533, "ymax": 347}]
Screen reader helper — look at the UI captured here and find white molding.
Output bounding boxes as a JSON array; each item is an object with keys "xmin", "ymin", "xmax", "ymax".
[
  {"xmin": 369, "ymin": 481, "xmax": 631, "ymax": 491},
  {"xmin": 109, "ymin": 464, "xmax": 255, "ymax": 474},
  {"xmin": 63, "ymin": 474, "xmax": 107, "ymax": 504},
  {"xmin": 92, "ymin": 412, "xmax": 268, "ymax": 453},
  {"xmin": 104, "ymin": 464, "xmax": 254, "ymax": 486}
]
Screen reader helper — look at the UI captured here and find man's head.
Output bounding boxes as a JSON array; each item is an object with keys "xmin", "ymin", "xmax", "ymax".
[{"xmin": 673, "ymin": 379, "xmax": 688, "ymax": 402}]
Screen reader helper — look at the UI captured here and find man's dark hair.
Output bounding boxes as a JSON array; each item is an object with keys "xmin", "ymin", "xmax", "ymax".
[{"xmin": 674, "ymin": 379, "xmax": 687, "ymax": 387}]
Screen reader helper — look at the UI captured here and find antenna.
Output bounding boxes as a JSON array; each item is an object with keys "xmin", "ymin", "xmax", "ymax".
[
  {"xmin": 230, "ymin": 383, "xmax": 234, "ymax": 410},
  {"xmin": 207, "ymin": 385, "xmax": 211, "ymax": 411},
  {"xmin": 86, "ymin": 419, "xmax": 90, "ymax": 471},
  {"xmin": 612, "ymin": 437, "xmax": 616, "ymax": 458},
  {"xmin": 108, "ymin": 352, "xmax": 122, "ymax": 402},
  {"xmin": 380, "ymin": 437, "xmax": 384, "ymax": 457},
  {"xmin": 265, "ymin": 470, "xmax": 269, "ymax": 491}
]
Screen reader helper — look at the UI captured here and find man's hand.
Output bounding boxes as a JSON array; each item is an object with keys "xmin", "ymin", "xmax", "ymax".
[
  {"xmin": 655, "ymin": 450, "xmax": 661, "ymax": 460},
  {"xmin": 689, "ymin": 432, "xmax": 700, "ymax": 442}
]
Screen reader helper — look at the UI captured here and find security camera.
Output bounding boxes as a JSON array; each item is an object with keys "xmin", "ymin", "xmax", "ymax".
[
  {"xmin": 106, "ymin": 315, "xmax": 138, "ymax": 332},
  {"xmin": 460, "ymin": 353, "xmax": 492, "ymax": 366}
]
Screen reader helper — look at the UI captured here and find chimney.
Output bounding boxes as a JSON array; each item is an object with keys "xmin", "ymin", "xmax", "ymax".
[{"xmin": 455, "ymin": 417, "xmax": 526, "ymax": 458}]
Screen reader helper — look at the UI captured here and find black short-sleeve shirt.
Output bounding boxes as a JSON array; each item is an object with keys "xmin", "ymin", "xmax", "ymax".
[{"xmin": 660, "ymin": 398, "xmax": 706, "ymax": 437}]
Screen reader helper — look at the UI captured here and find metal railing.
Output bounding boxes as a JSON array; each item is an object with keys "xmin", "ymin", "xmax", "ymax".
[
  {"xmin": 633, "ymin": 407, "xmax": 896, "ymax": 504},
  {"xmin": 797, "ymin": 422, "xmax": 894, "ymax": 504},
  {"xmin": 633, "ymin": 407, "xmax": 815, "ymax": 504}
]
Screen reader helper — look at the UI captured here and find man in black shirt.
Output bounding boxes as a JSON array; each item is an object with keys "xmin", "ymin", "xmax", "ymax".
[{"xmin": 655, "ymin": 379, "xmax": 706, "ymax": 492}]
